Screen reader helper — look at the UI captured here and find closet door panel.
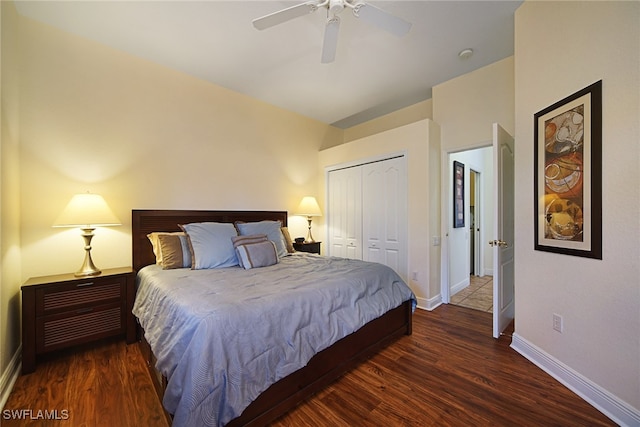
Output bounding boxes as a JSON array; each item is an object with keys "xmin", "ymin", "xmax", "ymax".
[
  {"xmin": 328, "ymin": 156, "xmax": 406, "ymax": 280},
  {"xmin": 362, "ymin": 164, "xmax": 383, "ymax": 264},
  {"xmin": 362, "ymin": 157, "xmax": 406, "ymax": 279},
  {"xmin": 328, "ymin": 167, "xmax": 362, "ymax": 260},
  {"xmin": 328, "ymin": 173, "xmax": 346, "ymax": 258}
]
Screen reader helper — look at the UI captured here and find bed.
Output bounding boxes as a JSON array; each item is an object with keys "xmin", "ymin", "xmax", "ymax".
[{"xmin": 131, "ymin": 209, "xmax": 415, "ymax": 426}]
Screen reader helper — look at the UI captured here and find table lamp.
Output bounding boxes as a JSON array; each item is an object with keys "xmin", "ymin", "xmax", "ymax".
[
  {"xmin": 296, "ymin": 196, "xmax": 322, "ymax": 243},
  {"xmin": 53, "ymin": 192, "xmax": 121, "ymax": 277}
]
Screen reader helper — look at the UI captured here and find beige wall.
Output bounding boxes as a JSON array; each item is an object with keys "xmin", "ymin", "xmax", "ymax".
[
  {"xmin": 432, "ymin": 56, "xmax": 514, "ymax": 304},
  {"xmin": 433, "ymin": 56, "xmax": 515, "ymax": 149},
  {"xmin": 514, "ymin": 0, "xmax": 639, "ymax": 414},
  {"xmin": 318, "ymin": 119, "xmax": 441, "ymax": 309},
  {"xmin": 341, "ymin": 99, "xmax": 433, "ymax": 145},
  {"xmin": 17, "ymin": 14, "xmax": 341, "ymax": 280},
  {"xmin": 0, "ymin": 0, "xmax": 23, "ymax": 401}
]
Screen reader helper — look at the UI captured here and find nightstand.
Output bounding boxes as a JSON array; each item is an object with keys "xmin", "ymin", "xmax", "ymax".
[
  {"xmin": 21, "ymin": 267, "xmax": 136, "ymax": 374},
  {"xmin": 293, "ymin": 241, "xmax": 321, "ymax": 254}
]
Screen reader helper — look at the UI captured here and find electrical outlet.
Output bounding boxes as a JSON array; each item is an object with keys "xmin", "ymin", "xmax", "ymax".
[
  {"xmin": 412, "ymin": 271, "xmax": 418, "ymax": 281},
  {"xmin": 553, "ymin": 313, "xmax": 563, "ymax": 333}
]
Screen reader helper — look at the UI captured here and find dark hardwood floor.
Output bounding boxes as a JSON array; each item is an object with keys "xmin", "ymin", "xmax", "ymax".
[
  {"xmin": 4, "ymin": 305, "xmax": 615, "ymax": 426},
  {"xmin": 4, "ymin": 336, "xmax": 167, "ymax": 427}
]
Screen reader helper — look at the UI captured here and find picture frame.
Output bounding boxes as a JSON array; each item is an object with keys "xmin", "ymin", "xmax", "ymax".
[
  {"xmin": 534, "ymin": 80, "xmax": 602, "ymax": 259},
  {"xmin": 453, "ymin": 160, "xmax": 465, "ymax": 228}
]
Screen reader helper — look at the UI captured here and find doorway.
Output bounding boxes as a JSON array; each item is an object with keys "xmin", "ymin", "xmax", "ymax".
[
  {"xmin": 441, "ymin": 124, "xmax": 515, "ymax": 338},
  {"xmin": 444, "ymin": 147, "xmax": 493, "ymax": 312}
]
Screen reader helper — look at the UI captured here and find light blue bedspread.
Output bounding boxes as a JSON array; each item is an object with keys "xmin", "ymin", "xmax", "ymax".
[{"xmin": 133, "ymin": 253, "xmax": 415, "ymax": 426}]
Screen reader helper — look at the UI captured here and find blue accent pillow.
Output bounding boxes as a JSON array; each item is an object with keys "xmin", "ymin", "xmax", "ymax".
[
  {"xmin": 235, "ymin": 221, "xmax": 287, "ymax": 258},
  {"xmin": 235, "ymin": 240, "xmax": 278, "ymax": 270},
  {"xmin": 180, "ymin": 222, "xmax": 239, "ymax": 269}
]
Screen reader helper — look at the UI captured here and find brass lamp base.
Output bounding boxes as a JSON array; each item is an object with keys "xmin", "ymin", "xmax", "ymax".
[
  {"xmin": 75, "ymin": 227, "xmax": 102, "ymax": 277},
  {"xmin": 304, "ymin": 217, "xmax": 316, "ymax": 243}
]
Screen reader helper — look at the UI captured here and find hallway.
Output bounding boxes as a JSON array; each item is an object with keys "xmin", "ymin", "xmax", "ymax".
[{"xmin": 450, "ymin": 275, "xmax": 493, "ymax": 313}]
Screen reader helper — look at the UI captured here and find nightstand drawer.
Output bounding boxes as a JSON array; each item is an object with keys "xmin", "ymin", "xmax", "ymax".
[
  {"xmin": 37, "ymin": 302, "xmax": 124, "ymax": 353},
  {"xmin": 36, "ymin": 280, "xmax": 123, "ymax": 316}
]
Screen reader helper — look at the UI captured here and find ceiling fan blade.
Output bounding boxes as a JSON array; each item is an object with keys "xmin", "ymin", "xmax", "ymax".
[
  {"xmin": 321, "ymin": 16, "xmax": 340, "ymax": 63},
  {"xmin": 353, "ymin": 2, "xmax": 411, "ymax": 37},
  {"xmin": 252, "ymin": 1, "xmax": 319, "ymax": 31}
]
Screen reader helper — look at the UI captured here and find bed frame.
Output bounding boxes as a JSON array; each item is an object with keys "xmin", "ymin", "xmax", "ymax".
[{"xmin": 131, "ymin": 209, "xmax": 413, "ymax": 426}]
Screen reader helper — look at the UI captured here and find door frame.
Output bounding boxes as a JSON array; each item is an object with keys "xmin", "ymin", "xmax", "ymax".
[
  {"xmin": 440, "ymin": 143, "xmax": 491, "ymax": 305},
  {"xmin": 470, "ymin": 168, "xmax": 483, "ymax": 277}
]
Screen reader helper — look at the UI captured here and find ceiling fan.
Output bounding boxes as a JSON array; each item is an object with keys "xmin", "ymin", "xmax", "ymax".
[{"xmin": 252, "ymin": 0, "xmax": 412, "ymax": 63}]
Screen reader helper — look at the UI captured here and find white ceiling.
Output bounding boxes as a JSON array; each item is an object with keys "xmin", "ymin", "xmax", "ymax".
[{"xmin": 15, "ymin": 0, "xmax": 522, "ymax": 128}]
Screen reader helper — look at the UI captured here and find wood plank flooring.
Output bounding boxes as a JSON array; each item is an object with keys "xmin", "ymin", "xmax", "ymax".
[
  {"xmin": 3, "ymin": 337, "xmax": 168, "ymax": 427},
  {"xmin": 4, "ymin": 305, "xmax": 615, "ymax": 426}
]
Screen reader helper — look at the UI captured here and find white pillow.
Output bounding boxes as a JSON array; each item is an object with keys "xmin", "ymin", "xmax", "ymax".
[
  {"xmin": 180, "ymin": 222, "xmax": 239, "ymax": 269},
  {"xmin": 235, "ymin": 221, "xmax": 288, "ymax": 258}
]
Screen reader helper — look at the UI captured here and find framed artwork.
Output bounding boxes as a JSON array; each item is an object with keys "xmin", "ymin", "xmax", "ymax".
[
  {"xmin": 453, "ymin": 160, "xmax": 465, "ymax": 228},
  {"xmin": 534, "ymin": 80, "xmax": 602, "ymax": 259}
]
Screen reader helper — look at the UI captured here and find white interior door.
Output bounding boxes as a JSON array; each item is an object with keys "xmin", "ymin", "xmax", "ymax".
[
  {"xmin": 362, "ymin": 157, "xmax": 407, "ymax": 281},
  {"xmin": 327, "ymin": 167, "xmax": 362, "ymax": 259},
  {"xmin": 492, "ymin": 123, "xmax": 515, "ymax": 338}
]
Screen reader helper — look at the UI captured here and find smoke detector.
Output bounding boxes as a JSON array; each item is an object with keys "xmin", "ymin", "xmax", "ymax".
[{"xmin": 458, "ymin": 48, "xmax": 474, "ymax": 60}]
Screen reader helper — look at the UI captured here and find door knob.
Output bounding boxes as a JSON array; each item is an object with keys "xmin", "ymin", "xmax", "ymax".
[{"xmin": 489, "ymin": 239, "xmax": 508, "ymax": 248}]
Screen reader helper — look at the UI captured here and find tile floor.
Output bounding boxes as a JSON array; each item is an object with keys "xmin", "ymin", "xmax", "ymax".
[{"xmin": 450, "ymin": 275, "xmax": 494, "ymax": 313}]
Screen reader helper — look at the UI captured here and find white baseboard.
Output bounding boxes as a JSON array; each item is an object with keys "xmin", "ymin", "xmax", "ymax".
[
  {"xmin": 0, "ymin": 345, "xmax": 21, "ymax": 411},
  {"xmin": 450, "ymin": 277, "xmax": 469, "ymax": 297},
  {"xmin": 416, "ymin": 295, "xmax": 442, "ymax": 311},
  {"xmin": 511, "ymin": 333, "xmax": 640, "ymax": 427}
]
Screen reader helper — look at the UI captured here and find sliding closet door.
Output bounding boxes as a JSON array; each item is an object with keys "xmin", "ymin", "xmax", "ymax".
[
  {"xmin": 327, "ymin": 166, "xmax": 362, "ymax": 260},
  {"xmin": 362, "ymin": 157, "xmax": 407, "ymax": 280}
]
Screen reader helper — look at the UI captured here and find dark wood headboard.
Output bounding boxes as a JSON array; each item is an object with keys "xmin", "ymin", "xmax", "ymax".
[{"xmin": 131, "ymin": 210, "xmax": 288, "ymax": 272}]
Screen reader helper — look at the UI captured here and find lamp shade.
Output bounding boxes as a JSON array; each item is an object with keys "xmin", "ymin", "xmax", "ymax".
[
  {"xmin": 296, "ymin": 196, "xmax": 322, "ymax": 217},
  {"xmin": 53, "ymin": 193, "xmax": 121, "ymax": 228}
]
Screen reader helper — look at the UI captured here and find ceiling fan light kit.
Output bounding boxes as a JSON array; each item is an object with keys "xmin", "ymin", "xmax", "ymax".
[
  {"xmin": 252, "ymin": 0, "xmax": 412, "ymax": 63},
  {"xmin": 329, "ymin": 0, "xmax": 345, "ymax": 15}
]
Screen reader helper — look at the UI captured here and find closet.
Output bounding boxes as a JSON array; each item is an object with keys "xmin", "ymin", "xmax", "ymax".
[{"xmin": 327, "ymin": 155, "xmax": 407, "ymax": 280}]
